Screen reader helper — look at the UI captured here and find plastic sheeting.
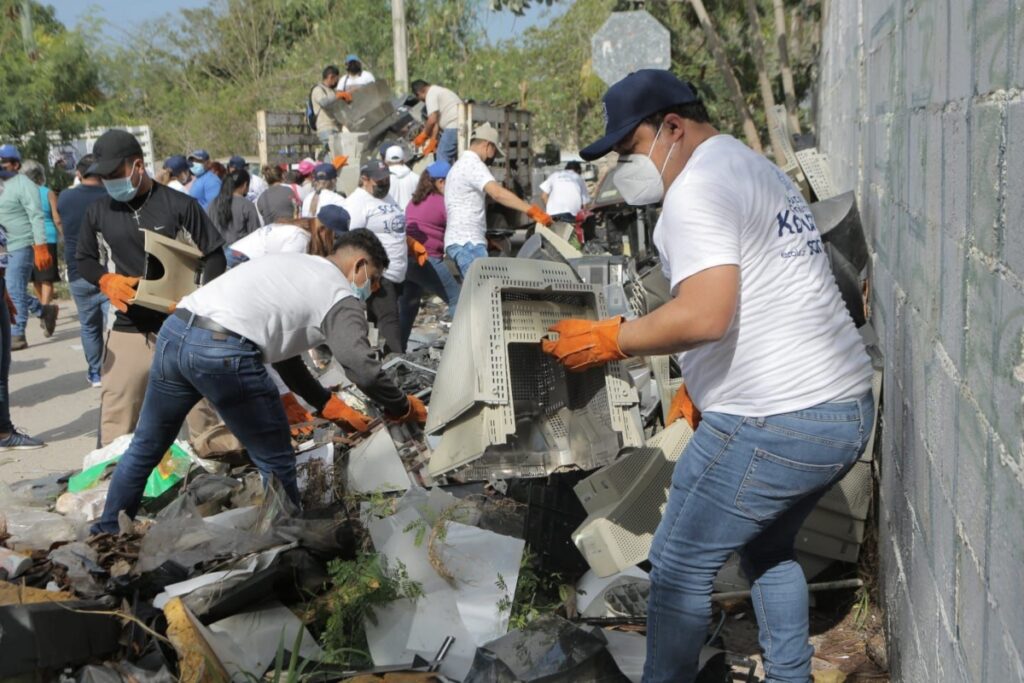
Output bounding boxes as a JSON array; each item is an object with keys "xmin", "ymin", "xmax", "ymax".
[{"xmin": 364, "ymin": 487, "xmax": 525, "ymax": 681}]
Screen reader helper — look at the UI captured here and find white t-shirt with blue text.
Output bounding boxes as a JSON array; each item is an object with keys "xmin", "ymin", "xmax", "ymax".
[
  {"xmin": 344, "ymin": 187, "xmax": 407, "ymax": 283},
  {"xmin": 653, "ymin": 134, "xmax": 872, "ymax": 416}
]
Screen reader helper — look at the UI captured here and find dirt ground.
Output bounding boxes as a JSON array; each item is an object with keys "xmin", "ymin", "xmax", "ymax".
[{"xmin": 719, "ymin": 588, "xmax": 889, "ymax": 682}]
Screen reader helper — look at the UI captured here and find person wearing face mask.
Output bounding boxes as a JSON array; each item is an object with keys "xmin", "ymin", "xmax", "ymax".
[
  {"xmin": 443, "ymin": 123, "xmax": 552, "ymax": 279},
  {"xmin": 76, "ymin": 129, "xmax": 227, "ymax": 446},
  {"xmin": 91, "ymin": 228, "xmax": 425, "ymax": 534},
  {"xmin": 342, "ymin": 160, "xmax": 408, "ymax": 354},
  {"xmin": 186, "ymin": 149, "xmax": 222, "ymax": 211},
  {"xmin": 540, "ymin": 71, "xmax": 874, "ymax": 683}
]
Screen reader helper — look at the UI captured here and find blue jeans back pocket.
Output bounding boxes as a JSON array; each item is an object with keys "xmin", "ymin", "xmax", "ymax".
[{"xmin": 735, "ymin": 448, "xmax": 844, "ymax": 521}]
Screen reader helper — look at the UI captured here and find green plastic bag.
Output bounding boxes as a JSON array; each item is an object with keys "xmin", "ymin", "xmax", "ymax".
[{"xmin": 67, "ymin": 443, "xmax": 191, "ymax": 498}]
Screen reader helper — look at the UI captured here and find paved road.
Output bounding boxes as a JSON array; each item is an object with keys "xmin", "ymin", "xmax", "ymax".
[{"xmin": 0, "ymin": 297, "xmax": 102, "ymax": 485}]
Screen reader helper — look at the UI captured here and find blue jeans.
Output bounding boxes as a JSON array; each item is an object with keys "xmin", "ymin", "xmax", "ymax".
[
  {"xmin": 644, "ymin": 391, "xmax": 875, "ymax": 683},
  {"xmin": 399, "ymin": 256, "xmax": 451, "ymax": 348},
  {"xmin": 446, "ymin": 242, "xmax": 487, "ymax": 280},
  {"xmin": 94, "ymin": 312, "xmax": 299, "ymax": 533},
  {"xmin": 0, "ymin": 278, "xmax": 12, "ymax": 433},
  {"xmin": 429, "ymin": 256, "xmax": 460, "ymax": 314},
  {"xmin": 438, "ymin": 128, "xmax": 458, "ymax": 164},
  {"xmin": 4, "ymin": 246, "xmax": 43, "ymax": 337},
  {"xmin": 68, "ymin": 278, "xmax": 109, "ymax": 377}
]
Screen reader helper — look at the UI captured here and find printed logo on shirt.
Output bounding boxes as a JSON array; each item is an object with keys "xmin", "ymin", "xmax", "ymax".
[
  {"xmin": 367, "ymin": 204, "xmax": 406, "ymax": 236},
  {"xmin": 771, "ymin": 169, "xmax": 821, "ymax": 260}
]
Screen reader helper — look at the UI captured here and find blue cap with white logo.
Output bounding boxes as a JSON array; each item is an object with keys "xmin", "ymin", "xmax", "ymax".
[
  {"xmin": 345, "ymin": 54, "xmax": 360, "ymax": 64},
  {"xmin": 580, "ymin": 69, "xmax": 700, "ymax": 161}
]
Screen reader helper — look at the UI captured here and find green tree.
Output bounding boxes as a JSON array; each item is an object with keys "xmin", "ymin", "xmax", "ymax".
[{"xmin": 0, "ymin": 0, "xmax": 102, "ymax": 161}]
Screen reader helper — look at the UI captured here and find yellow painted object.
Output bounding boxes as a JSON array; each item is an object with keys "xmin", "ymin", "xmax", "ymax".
[
  {"xmin": 0, "ymin": 582, "xmax": 74, "ymax": 606},
  {"xmin": 163, "ymin": 597, "xmax": 230, "ymax": 683},
  {"xmin": 812, "ymin": 670, "xmax": 847, "ymax": 683}
]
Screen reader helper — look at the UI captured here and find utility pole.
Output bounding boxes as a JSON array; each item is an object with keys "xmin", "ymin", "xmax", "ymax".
[
  {"xmin": 21, "ymin": 0, "xmax": 38, "ymax": 60},
  {"xmin": 391, "ymin": 0, "xmax": 409, "ymax": 94}
]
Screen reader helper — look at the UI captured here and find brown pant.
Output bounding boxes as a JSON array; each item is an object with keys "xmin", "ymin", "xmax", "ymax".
[
  {"xmin": 100, "ymin": 328, "xmax": 246, "ymax": 454},
  {"xmin": 100, "ymin": 329, "xmax": 157, "ymax": 446}
]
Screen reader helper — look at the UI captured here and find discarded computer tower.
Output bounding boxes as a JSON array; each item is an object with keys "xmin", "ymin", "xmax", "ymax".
[{"xmin": 426, "ymin": 258, "xmax": 645, "ymax": 482}]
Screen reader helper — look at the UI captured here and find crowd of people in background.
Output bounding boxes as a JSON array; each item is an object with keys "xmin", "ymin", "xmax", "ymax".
[{"xmin": 0, "ymin": 57, "xmax": 583, "ymax": 460}]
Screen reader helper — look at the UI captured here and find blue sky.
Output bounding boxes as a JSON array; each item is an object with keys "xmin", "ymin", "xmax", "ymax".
[{"xmin": 46, "ymin": 0, "xmax": 569, "ymax": 44}]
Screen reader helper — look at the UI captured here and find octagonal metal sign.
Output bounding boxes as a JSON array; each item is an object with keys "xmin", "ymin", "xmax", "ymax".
[{"xmin": 591, "ymin": 10, "xmax": 671, "ymax": 86}]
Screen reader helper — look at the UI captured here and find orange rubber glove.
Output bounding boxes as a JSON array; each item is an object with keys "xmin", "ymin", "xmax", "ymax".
[
  {"xmin": 336, "ymin": 91, "xmax": 353, "ymax": 102},
  {"xmin": 666, "ymin": 383, "xmax": 702, "ymax": 430},
  {"xmin": 33, "ymin": 245, "xmax": 53, "ymax": 271},
  {"xmin": 332, "ymin": 155, "xmax": 349, "ymax": 170},
  {"xmin": 526, "ymin": 205, "xmax": 553, "ymax": 227},
  {"xmin": 541, "ymin": 316, "xmax": 627, "ymax": 372},
  {"xmin": 388, "ymin": 394, "xmax": 427, "ymax": 425},
  {"xmin": 407, "ymin": 237, "xmax": 429, "ymax": 266},
  {"xmin": 98, "ymin": 274, "xmax": 141, "ymax": 313},
  {"xmin": 4, "ymin": 289, "xmax": 15, "ymax": 321},
  {"xmin": 321, "ymin": 394, "xmax": 371, "ymax": 433},
  {"xmin": 413, "ymin": 131, "xmax": 429, "ymax": 148},
  {"xmin": 422, "ymin": 138, "xmax": 438, "ymax": 156},
  {"xmin": 281, "ymin": 392, "xmax": 316, "ymax": 436}
]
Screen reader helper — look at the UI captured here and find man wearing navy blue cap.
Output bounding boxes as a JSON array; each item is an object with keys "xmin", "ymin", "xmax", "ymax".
[
  {"xmin": 163, "ymin": 155, "xmax": 192, "ymax": 193},
  {"xmin": 301, "ymin": 163, "xmax": 346, "ymax": 218},
  {"xmin": 541, "ymin": 70, "xmax": 874, "ymax": 682},
  {"xmin": 339, "ymin": 54, "xmax": 375, "ymax": 93},
  {"xmin": 187, "ymin": 149, "xmax": 222, "ymax": 210}
]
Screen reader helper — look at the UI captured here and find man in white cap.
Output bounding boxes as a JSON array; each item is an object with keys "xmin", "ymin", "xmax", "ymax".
[
  {"xmin": 383, "ymin": 145, "xmax": 419, "ymax": 210},
  {"xmin": 442, "ymin": 123, "xmax": 552, "ymax": 278}
]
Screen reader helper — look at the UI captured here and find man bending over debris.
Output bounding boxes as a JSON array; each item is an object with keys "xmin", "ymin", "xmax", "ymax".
[
  {"xmin": 92, "ymin": 229, "xmax": 427, "ymax": 534},
  {"xmin": 542, "ymin": 70, "xmax": 874, "ymax": 683}
]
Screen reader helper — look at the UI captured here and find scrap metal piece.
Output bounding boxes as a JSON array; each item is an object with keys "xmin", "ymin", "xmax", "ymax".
[
  {"xmin": 132, "ymin": 230, "xmax": 203, "ymax": 313},
  {"xmin": 427, "ymin": 258, "xmax": 643, "ymax": 481}
]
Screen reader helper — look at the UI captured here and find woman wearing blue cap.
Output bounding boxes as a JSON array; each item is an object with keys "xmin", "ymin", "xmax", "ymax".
[
  {"xmin": 399, "ymin": 160, "xmax": 460, "ymax": 345},
  {"xmin": 541, "ymin": 70, "xmax": 875, "ymax": 683}
]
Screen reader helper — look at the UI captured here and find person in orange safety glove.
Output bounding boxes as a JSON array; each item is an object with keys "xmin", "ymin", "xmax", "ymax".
[
  {"xmin": 442, "ymin": 123, "xmax": 552, "ymax": 280},
  {"xmin": 93, "ymin": 228, "xmax": 425, "ymax": 534},
  {"xmin": 76, "ymin": 129, "xmax": 227, "ymax": 446},
  {"xmin": 541, "ymin": 70, "xmax": 874, "ymax": 683}
]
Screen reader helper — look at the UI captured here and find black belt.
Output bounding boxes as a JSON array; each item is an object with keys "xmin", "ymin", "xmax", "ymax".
[{"xmin": 174, "ymin": 308, "xmax": 244, "ymax": 340}]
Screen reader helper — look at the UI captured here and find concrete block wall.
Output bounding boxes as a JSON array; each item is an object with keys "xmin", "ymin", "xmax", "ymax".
[{"xmin": 817, "ymin": 0, "xmax": 1024, "ymax": 680}]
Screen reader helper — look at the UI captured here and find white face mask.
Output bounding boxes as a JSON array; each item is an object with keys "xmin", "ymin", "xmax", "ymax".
[{"xmin": 612, "ymin": 123, "xmax": 677, "ymax": 206}]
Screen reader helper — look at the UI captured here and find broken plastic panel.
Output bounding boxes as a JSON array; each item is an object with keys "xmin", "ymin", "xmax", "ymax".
[
  {"xmin": 204, "ymin": 600, "xmax": 324, "ymax": 681},
  {"xmin": 572, "ymin": 420, "xmax": 694, "ymax": 577},
  {"xmin": 345, "ymin": 427, "xmax": 412, "ymax": 494},
  {"xmin": 427, "ymin": 258, "xmax": 643, "ymax": 481},
  {"xmin": 0, "ymin": 595, "xmax": 121, "ymax": 677},
  {"xmin": 462, "ymin": 614, "xmax": 630, "ymax": 683},
  {"xmin": 578, "ymin": 368, "xmax": 883, "ymax": 579},
  {"xmin": 132, "ymin": 230, "xmax": 203, "ymax": 313}
]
